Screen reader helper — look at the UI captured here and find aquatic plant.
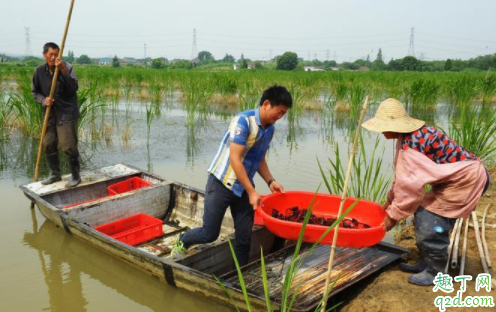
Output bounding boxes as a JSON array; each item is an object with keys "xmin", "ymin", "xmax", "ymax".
[
  {"xmin": 447, "ymin": 107, "xmax": 496, "ymax": 165},
  {"xmin": 318, "ymin": 136, "xmax": 391, "ymax": 204}
]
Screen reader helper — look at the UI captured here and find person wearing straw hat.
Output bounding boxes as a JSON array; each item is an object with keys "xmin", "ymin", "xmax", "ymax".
[
  {"xmin": 32, "ymin": 42, "xmax": 81, "ymax": 188},
  {"xmin": 362, "ymin": 98, "xmax": 490, "ymax": 286}
]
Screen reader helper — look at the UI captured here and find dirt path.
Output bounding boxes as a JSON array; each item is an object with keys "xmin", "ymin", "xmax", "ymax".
[{"xmin": 338, "ymin": 167, "xmax": 496, "ymax": 312}]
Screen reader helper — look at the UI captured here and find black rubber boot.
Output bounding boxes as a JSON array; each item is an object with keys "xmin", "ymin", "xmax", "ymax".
[
  {"xmin": 41, "ymin": 153, "xmax": 62, "ymax": 185},
  {"xmin": 399, "ymin": 257, "xmax": 427, "ymax": 273},
  {"xmin": 65, "ymin": 156, "xmax": 81, "ymax": 188},
  {"xmin": 408, "ymin": 258, "xmax": 446, "ymax": 286}
]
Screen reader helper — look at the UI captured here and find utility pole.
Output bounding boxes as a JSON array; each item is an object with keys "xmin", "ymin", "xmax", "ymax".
[
  {"xmin": 24, "ymin": 27, "xmax": 32, "ymax": 58},
  {"xmin": 144, "ymin": 43, "xmax": 147, "ymax": 65},
  {"xmin": 191, "ymin": 28, "xmax": 198, "ymax": 61},
  {"xmin": 408, "ymin": 27, "xmax": 415, "ymax": 57}
]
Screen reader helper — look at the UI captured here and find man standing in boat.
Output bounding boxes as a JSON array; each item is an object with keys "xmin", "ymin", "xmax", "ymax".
[
  {"xmin": 173, "ymin": 85, "xmax": 292, "ymax": 266},
  {"xmin": 32, "ymin": 42, "xmax": 81, "ymax": 188}
]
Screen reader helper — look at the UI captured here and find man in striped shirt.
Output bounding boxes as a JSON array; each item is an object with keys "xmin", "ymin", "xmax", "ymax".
[{"xmin": 173, "ymin": 85, "xmax": 292, "ymax": 266}]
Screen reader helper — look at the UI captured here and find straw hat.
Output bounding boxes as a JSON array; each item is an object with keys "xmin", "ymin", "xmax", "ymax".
[{"xmin": 362, "ymin": 98, "xmax": 425, "ymax": 133}]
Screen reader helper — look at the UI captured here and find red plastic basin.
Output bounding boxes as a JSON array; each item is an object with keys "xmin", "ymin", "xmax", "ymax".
[{"xmin": 257, "ymin": 191, "xmax": 386, "ymax": 247}]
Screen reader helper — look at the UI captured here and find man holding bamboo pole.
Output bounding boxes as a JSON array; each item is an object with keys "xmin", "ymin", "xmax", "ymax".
[
  {"xmin": 362, "ymin": 98, "xmax": 490, "ymax": 286},
  {"xmin": 32, "ymin": 42, "xmax": 81, "ymax": 187}
]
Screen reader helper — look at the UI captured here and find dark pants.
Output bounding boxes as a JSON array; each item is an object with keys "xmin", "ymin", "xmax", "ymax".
[
  {"xmin": 43, "ymin": 120, "xmax": 79, "ymax": 158},
  {"xmin": 414, "ymin": 206, "xmax": 456, "ymax": 265},
  {"xmin": 181, "ymin": 175, "xmax": 254, "ymax": 266}
]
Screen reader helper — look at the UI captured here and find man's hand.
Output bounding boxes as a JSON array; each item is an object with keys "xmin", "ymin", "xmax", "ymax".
[
  {"xmin": 248, "ymin": 190, "xmax": 262, "ymax": 211},
  {"xmin": 383, "ymin": 214, "xmax": 397, "ymax": 231},
  {"xmin": 55, "ymin": 58, "xmax": 67, "ymax": 75},
  {"xmin": 269, "ymin": 181, "xmax": 284, "ymax": 193},
  {"xmin": 44, "ymin": 97, "xmax": 54, "ymax": 107}
]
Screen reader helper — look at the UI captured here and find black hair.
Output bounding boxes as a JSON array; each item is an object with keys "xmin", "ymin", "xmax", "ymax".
[
  {"xmin": 43, "ymin": 42, "xmax": 60, "ymax": 53},
  {"xmin": 259, "ymin": 85, "xmax": 293, "ymax": 108}
]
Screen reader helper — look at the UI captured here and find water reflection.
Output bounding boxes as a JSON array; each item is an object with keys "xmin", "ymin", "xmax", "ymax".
[
  {"xmin": 23, "ymin": 221, "xmax": 89, "ymax": 312},
  {"xmin": 23, "ymin": 219, "xmax": 226, "ymax": 312}
]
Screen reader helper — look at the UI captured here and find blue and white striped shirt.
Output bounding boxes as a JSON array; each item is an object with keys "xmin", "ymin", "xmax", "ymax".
[{"xmin": 207, "ymin": 108, "xmax": 275, "ymax": 197}]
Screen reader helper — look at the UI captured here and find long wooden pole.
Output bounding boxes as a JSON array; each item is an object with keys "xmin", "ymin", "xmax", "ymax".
[
  {"xmin": 460, "ymin": 218, "xmax": 469, "ymax": 275},
  {"xmin": 481, "ymin": 203, "xmax": 492, "ymax": 268},
  {"xmin": 471, "ymin": 211, "xmax": 489, "ymax": 273},
  {"xmin": 31, "ymin": 0, "xmax": 76, "ymax": 209},
  {"xmin": 321, "ymin": 95, "xmax": 369, "ymax": 312}
]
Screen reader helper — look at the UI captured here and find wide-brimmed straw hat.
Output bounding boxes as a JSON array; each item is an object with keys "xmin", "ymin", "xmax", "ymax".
[{"xmin": 362, "ymin": 98, "xmax": 425, "ymax": 133}]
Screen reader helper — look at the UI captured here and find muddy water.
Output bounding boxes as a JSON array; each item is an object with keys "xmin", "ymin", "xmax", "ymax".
[{"xmin": 0, "ymin": 100, "xmax": 442, "ymax": 312}]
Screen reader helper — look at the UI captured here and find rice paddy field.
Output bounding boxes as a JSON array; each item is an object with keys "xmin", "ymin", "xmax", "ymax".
[{"xmin": 1, "ymin": 66, "xmax": 495, "ymax": 311}]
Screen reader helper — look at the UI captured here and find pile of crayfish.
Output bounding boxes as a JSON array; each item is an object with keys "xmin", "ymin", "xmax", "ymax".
[{"xmin": 271, "ymin": 206, "xmax": 371, "ymax": 229}]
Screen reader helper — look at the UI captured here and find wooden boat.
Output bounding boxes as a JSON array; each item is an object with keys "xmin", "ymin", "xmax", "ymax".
[{"xmin": 21, "ymin": 164, "xmax": 408, "ymax": 311}]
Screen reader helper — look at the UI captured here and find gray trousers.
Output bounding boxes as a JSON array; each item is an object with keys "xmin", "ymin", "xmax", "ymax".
[{"xmin": 42, "ymin": 120, "xmax": 79, "ymax": 158}]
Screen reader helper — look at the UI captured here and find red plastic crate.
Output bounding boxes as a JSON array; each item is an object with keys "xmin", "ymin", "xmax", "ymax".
[
  {"xmin": 108, "ymin": 177, "xmax": 152, "ymax": 196},
  {"xmin": 64, "ymin": 196, "xmax": 110, "ymax": 209},
  {"xmin": 94, "ymin": 213, "xmax": 163, "ymax": 246}
]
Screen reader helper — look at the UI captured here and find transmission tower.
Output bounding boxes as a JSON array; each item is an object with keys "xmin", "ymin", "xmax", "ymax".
[
  {"xmin": 24, "ymin": 27, "xmax": 32, "ymax": 57},
  {"xmin": 326, "ymin": 49, "xmax": 330, "ymax": 61},
  {"xmin": 408, "ymin": 27, "xmax": 415, "ymax": 57},
  {"xmin": 191, "ymin": 28, "xmax": 198, "ymax": 60},
  {"xmin": 144, "ymin": 44, "xmax": 147, "ymax": 59}
]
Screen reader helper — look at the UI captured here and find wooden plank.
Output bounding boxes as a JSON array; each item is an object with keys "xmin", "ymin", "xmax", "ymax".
[{"xmin": 22, "ymin": 164, "xmax": 139, "ymax": 196}]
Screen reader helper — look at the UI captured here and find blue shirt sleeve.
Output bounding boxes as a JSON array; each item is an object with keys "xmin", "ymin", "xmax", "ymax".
[{"xmin": 229, "ymin": 115, "xmax": 250, "ymax": 145}]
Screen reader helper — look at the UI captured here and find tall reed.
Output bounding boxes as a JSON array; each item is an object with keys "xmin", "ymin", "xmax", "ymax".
[
  {"xmin": 318, "ymin": 136, "xmax": 391, "ymax": 203},
  {"xmin": 448, "ymin": 107, "xmax": 496, "ymax": 165}
]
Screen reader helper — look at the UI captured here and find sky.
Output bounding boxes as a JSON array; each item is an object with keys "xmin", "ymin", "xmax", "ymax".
[{"xmin": 2, "ymin": 0, "xmax": 496, "ymax": 62}]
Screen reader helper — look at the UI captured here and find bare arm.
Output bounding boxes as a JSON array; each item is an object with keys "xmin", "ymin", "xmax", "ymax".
[
  {"xmin": 257, "ymin": 153, "xmax": 284, "ymax": 193},
  {"xmin": 229, "ymin": 142, "xmax": 259, "ymax": 209}
]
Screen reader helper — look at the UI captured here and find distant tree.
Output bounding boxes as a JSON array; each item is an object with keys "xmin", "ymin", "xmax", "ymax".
[
  {"xmin": 77, "ymin": 54, "xmax": 91, "ymax": 64},
  {"xmin": 112, "ymin": 55, "xmax": 120, "ymax": 68},
  {"xmin": 401, "ymin": 56, "xmax": 420, "ymax": 71},
  {"xmin": 366, "ymin": 54, "xmax": 370, "ymax": 62},
  {"xmin": 323, "ymin": 60, "xmax": 337, "ymax": 68},
  {"xmin": 444, "ymin": 59, "xmax": 452, "ymax": 71},
  {"xmin": 66, "ymin": 50, "xmax": 75, "ymax": 63},
  {"xmin": 151, "ymin": 58, "xmax": 164, "ymax": 69},
  {"xmin": 376, "ymin": 48, "xmax": 383, "ymax": 62},
  {"xmin": 170, "ymin": 60, "xmax": 192, "ymax": 69},
  {"xmin": 276, "ymin": 51, "xmax": 298, "ymax": 70},
  {"xmin": 222, "ymin": 53, "xmax": 235, "ymax": 63},
  {"xmin": 341, "ymin": 62, "xmax": 360, "ymax": 70},
  {"xmin": 388, "ymin": 58, "xmax": 403, "ymax": 71},
  {"xmin": 197, "ymin": 51, "xmax": 214, "ymax": 62}
]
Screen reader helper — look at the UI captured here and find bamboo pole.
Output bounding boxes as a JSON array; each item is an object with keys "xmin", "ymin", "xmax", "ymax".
[
  {"xmin": 320, "ymin": 95, "xmax": 369, "ymax": 312},
  {"xmin": 445, "ymin": 218, "xmax": 460, "ymax": 273},
  {"xmin": 460, "ymin": 218, "xmax": 469, "ymax": 276},
  {"xmin": 471, "ymin": 211, "xmax": 489, "ymax": 273},
  {"xmin": 481, "ymin": 203, "xmax": 492, "ymax": 268},
  {"xmin": 31, "ymin": 0, "xmax": 76, "ymax": 209},
  {"xmin": 450, "ymin": 217, "xmax": 464, "ymax": 269}
]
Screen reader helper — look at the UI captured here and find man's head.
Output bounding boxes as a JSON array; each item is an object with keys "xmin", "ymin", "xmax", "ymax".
[
  {"xmin": 259, "ymin": 85, "xmax": 292, "ymax": 126},
  {"xmin": 43, "ymin": 42, "xmax": 60, "ymax": 67}
]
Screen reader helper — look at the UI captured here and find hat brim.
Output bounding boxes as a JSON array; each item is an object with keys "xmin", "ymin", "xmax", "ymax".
[{"xmin": 362, "ymin": 116, "xmax": 425, "ymax": 133}]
